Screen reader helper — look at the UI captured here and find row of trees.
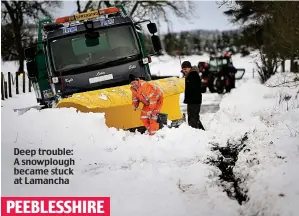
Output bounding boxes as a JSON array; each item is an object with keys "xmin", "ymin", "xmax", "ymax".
[
  {"xmin": 223, "ymin": 1, "xmax": 299, "ymax": 82},
  {"xmin": 143, "ymin": 30, "xmax": 250, "ymax": 57}
]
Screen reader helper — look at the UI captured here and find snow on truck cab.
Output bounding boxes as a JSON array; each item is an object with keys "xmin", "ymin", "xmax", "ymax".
[{"xmin": 24, "ymin": 4, "xmax": 185, "ymax": 133}]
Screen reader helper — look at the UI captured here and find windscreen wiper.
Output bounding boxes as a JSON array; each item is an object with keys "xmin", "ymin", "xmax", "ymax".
[
  {"xmin": 97, "ymin": 54, "xmax": 140, "ymax": 66},
  {"xmin": 99, "ymin": 54, "xmax": 139, "ymax": 65},
  {"xmin": 60, "ymin": 55, "xmax": 139, "ymax": 73}
]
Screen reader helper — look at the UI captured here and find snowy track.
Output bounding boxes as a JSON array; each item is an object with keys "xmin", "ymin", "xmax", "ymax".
[
  {"xmin": 180, "ymin": 92, "xmax": 223, "ymax": 114},
  {"xmin": 201, "ymin": 104, "xmax": 220, "ymax": 113},
  {"xmin": 180, "ymin": 103, "xmax": 220, "ymax": 114}
]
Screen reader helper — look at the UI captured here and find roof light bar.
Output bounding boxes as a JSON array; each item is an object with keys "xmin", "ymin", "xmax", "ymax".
[{"xmin": 55, "ymin": 7, "xmax": 120, "ymax": 24}]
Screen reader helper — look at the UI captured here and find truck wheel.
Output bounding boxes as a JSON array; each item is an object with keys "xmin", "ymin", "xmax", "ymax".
[
  {"xmin": 226, "ymin": 86, "xmax": 232, "ymax": 93},
  {"xmin": 215, "ymin": 77, "xmax": 224, "ymax": 94},
  {"xmin": 226, "ymin": 76, "xmax": 234, "ymax": 92},
  {"xmin": 208, "ymin": 85, "xmax": 215, "ymax": 93},
  {"xmin": 208, "ymin": 77, "xmax": 216, "ymax": 93},
  {"xmin": 232, "ymin": 80, "xmax": 236, "ymax": 88},
  {"xmin": 217, "ymin": 86, "xmax": 224, "ymax": 94}
]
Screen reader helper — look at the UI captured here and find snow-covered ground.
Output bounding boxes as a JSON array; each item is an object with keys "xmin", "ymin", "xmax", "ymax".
[{"xmin": 1, "ymin": 54, "xmax": 299, "ymax": 215}]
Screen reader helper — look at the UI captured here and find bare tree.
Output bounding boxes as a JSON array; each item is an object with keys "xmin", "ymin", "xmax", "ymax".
[
  {"xmin": 1, "ymin": 1, "xmax": 62, "ymax": 72},
  {"xmin": 75, "ymin": 0, "xmax": 195, "ymax": 32}
]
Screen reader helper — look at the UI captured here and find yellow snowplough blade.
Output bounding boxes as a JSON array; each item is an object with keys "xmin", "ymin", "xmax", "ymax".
[{"xmin": 56, "ymin": 77, "xmax": 185, "ymax": 130}]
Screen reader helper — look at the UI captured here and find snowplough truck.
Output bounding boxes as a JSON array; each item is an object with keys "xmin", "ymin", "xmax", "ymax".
[{"xmin": 24, "ymin": 4, "xmax": 185, "ymax": 133}]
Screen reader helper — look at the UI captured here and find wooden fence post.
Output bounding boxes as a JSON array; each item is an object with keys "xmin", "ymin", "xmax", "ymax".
[
  {"xmin": 8, "ymin": 72, "xmax": 12, "ymax": 97},
  {"xmin": 1, "ymin": 72, "xmax": 4, "ymax": 100},
  {"xmin": 16, "ymin": 72, "xmax": 19, "ymax": 94},
  {"xmin": 23, "ymin": 72, "xmax": 25, "ymax": 93},
  {"xmin": 29, "ymin": 79, "xmax": 32, "ymax": 92},
  {"xmin": 4, "ymin": 81, "xmax": 8, "ymax": 99}
]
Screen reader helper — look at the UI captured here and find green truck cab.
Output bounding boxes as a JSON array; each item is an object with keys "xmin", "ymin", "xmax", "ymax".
[{"xmin": 25, "ymin": 5, "xmax": 163, "ymax": 108}]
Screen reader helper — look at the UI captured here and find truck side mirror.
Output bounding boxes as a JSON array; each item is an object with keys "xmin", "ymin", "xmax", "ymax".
[
  {"xmin": 24, "ymin": 47, "xmax": 36, "ymax": 60},
  {"xmin": 147, "ymin": 22, "xmax": 157, "ymax": 34},
  {"xmin": 151, "ymin": 35, "xmax": 162, "ymax": 53},
  {"xmin": 24, "ymin": 47, "xmax": 38, "ymax": 79},
  {"xmin": 26, "ymin": 60, "xmax": 38, "ymax": 79},
  {"xmin": 135, "ymin": 24, "xmax": 142, "ymax": 31}
]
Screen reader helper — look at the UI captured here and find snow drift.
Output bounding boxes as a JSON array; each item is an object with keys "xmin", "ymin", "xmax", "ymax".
[{"xmin": 2, "ymin": 70, "xmax": 299, "ymax": 215}]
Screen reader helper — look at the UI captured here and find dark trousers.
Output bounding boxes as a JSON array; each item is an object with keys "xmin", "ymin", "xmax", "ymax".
[{"xmin": 187, "ymin": 104, "xmax": 205, "ymax": 130}]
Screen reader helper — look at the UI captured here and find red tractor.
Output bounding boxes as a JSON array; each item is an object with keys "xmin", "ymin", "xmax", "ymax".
[{"xmin": 198, "ymin": 52, "xmax": 245, "ymax": 94}]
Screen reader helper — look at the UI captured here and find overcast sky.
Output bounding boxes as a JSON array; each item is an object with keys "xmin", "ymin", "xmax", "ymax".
[{"xmin": 54, "ymin": 1, "xmax": 239, "ymax": 33}]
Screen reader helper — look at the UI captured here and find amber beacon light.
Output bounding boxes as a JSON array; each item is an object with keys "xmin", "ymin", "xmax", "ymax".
[{"xmin": 55, "ymin": 7, "xmax": 121, "ymax": 24}]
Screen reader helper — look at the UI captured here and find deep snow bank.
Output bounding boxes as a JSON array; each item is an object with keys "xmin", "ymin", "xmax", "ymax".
[
  {"xmin": 1, "ymin": 72, "xmax": 299, "ymax": 215},
  {"xmin": 204, "ymin": 72, "xmax": 299, "ymax": 215},
  {"xmin": 2, "ymin": 108, "xmax": 240, "ymax": 216},
  {"xmin": 236, "ymin": 73, "xmax": 299, "ymax": 215}
]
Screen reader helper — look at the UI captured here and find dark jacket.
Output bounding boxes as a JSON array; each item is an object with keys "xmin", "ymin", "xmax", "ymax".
[{"xmin": 183, "ymin": 66, "xmax": 202, "ymax": 104}]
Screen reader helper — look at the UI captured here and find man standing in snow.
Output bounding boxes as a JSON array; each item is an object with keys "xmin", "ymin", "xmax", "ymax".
[
  {"xmin": 181, "ymin": 61, "xmax": 205, "ymax": 130},
  {"xmin": 129, "ymin": 75, "xmax": 164, "ymax": 135}
]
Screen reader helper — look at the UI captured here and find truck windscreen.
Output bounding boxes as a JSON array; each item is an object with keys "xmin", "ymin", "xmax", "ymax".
[{"xmin": 49, "ymin": 25, "xmax": 140, "ymax": 72}]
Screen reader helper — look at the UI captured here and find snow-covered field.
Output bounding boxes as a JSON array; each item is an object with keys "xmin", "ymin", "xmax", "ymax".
[{"xmin": 1, "ymin": 54, "xmax": 299, "ymax": 215}]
